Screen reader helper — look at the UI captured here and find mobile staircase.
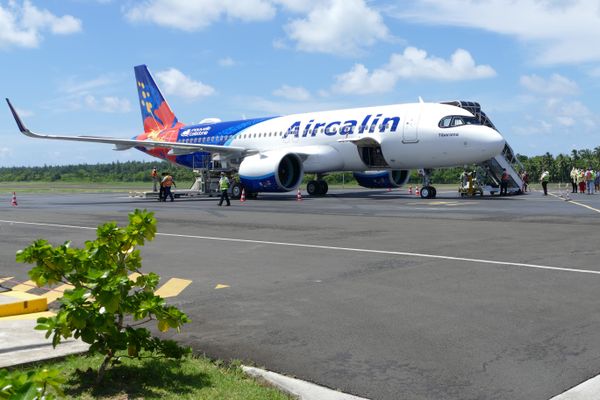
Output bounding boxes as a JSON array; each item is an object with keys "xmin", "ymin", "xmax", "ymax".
[{"xmin": 442, "ymin": 101, "xmax": 524, "ymax": 195}]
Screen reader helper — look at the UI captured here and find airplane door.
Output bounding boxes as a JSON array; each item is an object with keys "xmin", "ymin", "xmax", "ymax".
[{"xmin": 402, "ymin": 106, "xmax": 421, "ymax": 143}]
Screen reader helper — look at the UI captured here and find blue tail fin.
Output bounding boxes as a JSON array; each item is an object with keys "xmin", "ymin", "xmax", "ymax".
[{"xmin": 134, "ymin": 65, "xmax": 180, "ymax": 133}]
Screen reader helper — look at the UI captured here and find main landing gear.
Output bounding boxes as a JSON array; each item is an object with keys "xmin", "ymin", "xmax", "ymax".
[
  {"xmin": 419, "ymin": 169, "xmax": 437, "ymax": 199},
  {"xmin": 307, "ymin": 175, "xmax": 329, "ymax": 196}
]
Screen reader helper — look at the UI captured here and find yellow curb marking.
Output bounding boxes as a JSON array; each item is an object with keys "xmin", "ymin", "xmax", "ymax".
[
  {"xmin": 214, "ymin": 284, "xmax": 230, "ymax": 289},
  {"xmin": 43, "ymin": 284, "xmax": 74, "ymax": 304},
  {"xmin": 11, "ymin": 280, "xmax": 37, "ymax": 292},
  {"xmin": 128, "ymin": 272, "xmax": 141, "ymax": 282},
  {"xmin": 0, "ymin": 291, "xmax": 48, "ymax": 317},
  {"xmin": 0, "ymin": 311, "xmax": 55, "ymax": 321},
  {"xmin": 154, "ymin": 278, "xmax": 192, "ymax": 298}
]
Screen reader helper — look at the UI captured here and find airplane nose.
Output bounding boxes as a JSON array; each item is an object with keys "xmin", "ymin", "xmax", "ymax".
[{"xmin": 480, "ymin": 127, "xmax": 505, "ymax": 156}]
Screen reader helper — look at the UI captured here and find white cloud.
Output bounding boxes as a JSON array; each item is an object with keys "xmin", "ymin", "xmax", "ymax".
[
  {"xmin": 284, "ymin": 0, "xmax": 389, "ymax": 55},
  {"xmin": 395, "ymin": 0, "xmax": 600, "ymax": 65},
  {"xmin": 0, "ymin": 147, "xmax": 12, "ymax": 159},
  {"xmin": 155, "ymin": 68, "xmax": 215, "ymax": 99},
  {"xmin": 218, "ymin": 57, "xmax": 235, "ymax": 67},
  {"xmin": 61, "ymin": 76, "xmax": 113, "ymax": 94},
  {"xmin": 84, "ymin": 95, "xmax": 131, "ymax": 113},
  {"xmin": 272, "ymin": 85, "xmax": 311, "ymax": 101},
  {"xmin": 0, "ymin": 0, "xmax": 81, "ymax": 49},
  {"xmin": 519, "ymin": 74, "xmax": 579, "ymax": 96},
  {"xmin": 126, "ymin": 0, "xmax": 275, "ymax": 31},
  {"xmin": 15, "ymin": 107, "xmax": 33, "ymax": 117},
  {"xmin": 333, "ymin": 47, "xmax": 496, "ymax": 95}
]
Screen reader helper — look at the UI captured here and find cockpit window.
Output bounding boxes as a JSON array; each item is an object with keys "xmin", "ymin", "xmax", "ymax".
[{"xmin": 438, "ymin": 115, "xmax": 480, "ymax": 128}]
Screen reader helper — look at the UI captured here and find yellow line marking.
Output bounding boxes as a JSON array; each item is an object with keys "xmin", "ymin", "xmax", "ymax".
[
  {"xmin": 549, "ymin": 193, "xmax": 600, "ymax": 214},
  {"xmin": 214, "ymin": 284, "xmax": 230, "ymax": 289},
  {"xmin": 11, "ymin": 280, "xmax": 37, "ymax": 292},
  {"xmin": 154, "ymin": 278, "xmax": 192, "ymax": 298},
  {"xmin": 43, "ymin": 284, "xmax": 74, "ymax": 304},
  {"xmin": 0, "ymin": 277, "xmax": 14, "ymax": 284},
  {"xmin": 0, "ymin": 311, "xmax": 55, "ymax": 321}
]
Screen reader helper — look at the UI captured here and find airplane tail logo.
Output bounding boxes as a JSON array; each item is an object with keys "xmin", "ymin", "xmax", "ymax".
[{"xmin": 134, "ymin": 65, "xmax": 180, "ymax": 133}]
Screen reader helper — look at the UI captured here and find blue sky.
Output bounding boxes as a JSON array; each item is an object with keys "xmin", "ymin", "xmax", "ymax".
[{"xmin": 1, "ymin": 0, "xmax": 599, "ymax": 166}]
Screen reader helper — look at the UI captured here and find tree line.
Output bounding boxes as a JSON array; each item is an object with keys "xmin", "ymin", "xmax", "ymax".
[{"xmin": 1, "ymin": 148, "xmax": 599, "ymax": 184}]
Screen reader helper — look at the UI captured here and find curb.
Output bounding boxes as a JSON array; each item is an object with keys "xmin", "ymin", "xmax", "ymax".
[
  {"xmin": 0, "ymin": 292, "xmax": 48, "ymax": 317},
  {"xmin": 242, "ymin": 365, "xmax": 370, "ymax": 400}
]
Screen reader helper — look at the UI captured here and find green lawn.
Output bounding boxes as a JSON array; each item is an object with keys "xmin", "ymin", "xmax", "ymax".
[
  {"xmin": 16, "ymin": 353, "xmax": 292, "ymax": 400},
  {"xmin": 1, "ymin": 181, "xmax": 193, "ymax": 194}
]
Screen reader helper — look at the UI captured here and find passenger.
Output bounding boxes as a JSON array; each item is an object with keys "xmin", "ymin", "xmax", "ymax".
[
  {"xmin": 570, "ymin": 167, "xmax": 578, "ymax": 193},
  {"xmin": 595, "ymin": 170, "xmax": 600, "ymax": 192},
  {"xmin": 540, "ymin": 170, "xmax": 550, "ymax": 196},
  {"xmin": 521, "ymin": 170, "xmax": 529, "ymax": 193},
  {"xmin": 500, "ymin": 168, "xmax": 509, "ymax": 196},
  {"xmin": 218, "ymin": 172, "xmax": 231, "ymax": 206},
  {"xmin": 161, "ymin": 172, "xmax": 176, "ymax": 202},
  {"xmin": 151, "ymin": 166, "xmax": 159, "ymax": 192},
  {"xmin": 578, "ymin": 169, "xmax": 586, "ymax": 194},
  {"xmin": 585, "ymin": 167, "xmax": 595, "ymax": 194}
]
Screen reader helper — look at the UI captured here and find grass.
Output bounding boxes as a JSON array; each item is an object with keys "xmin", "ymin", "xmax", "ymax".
[
  {"xmin": 16, "ymin": 353, "xmax": 292, "ymax": 400},
  {"xmin": 1, "ymin": 181, "xmax": 192, "ymax": 194}
]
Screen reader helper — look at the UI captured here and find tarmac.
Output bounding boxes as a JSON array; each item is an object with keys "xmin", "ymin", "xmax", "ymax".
[{"xmin": 2, "ymin": 185, "xmax": 600, "ymax": 399}]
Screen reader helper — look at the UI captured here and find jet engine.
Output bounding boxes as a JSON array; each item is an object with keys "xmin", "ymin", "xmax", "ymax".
[
  {"xmin": 353, "ymin": 170, "xmax": 411, "ymax": 189},
  {"xmin": 239, "ymin": 151, "xmax": 304, "ymax": 192}
]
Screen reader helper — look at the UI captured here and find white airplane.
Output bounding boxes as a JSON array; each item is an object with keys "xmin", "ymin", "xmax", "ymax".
[{"xmin": 6, "ymin": 64, "xmax": 505, "ymax": 199}]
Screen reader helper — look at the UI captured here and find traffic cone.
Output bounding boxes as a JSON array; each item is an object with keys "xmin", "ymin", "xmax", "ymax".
[
  {"xmin": 297, "ymin": 188, "xmax": 302, "ymax": 201},
  {"xmin": 408, "ymin": 185, "xmax": 412, "ymax": 195},
  {"xmin": 11, "ymin": 192, "xmax": 17, "ymax": 206},
  {"xmin": 415, "ymin": 187, "xmax": 420, "ymax": 197},
  {"xmin": 387, "ymin": 187, "xmax": 392, "ymax": 192},
  {"xmin": 240, "ymin": 188, "xmax": 246, "ymax": 203}
]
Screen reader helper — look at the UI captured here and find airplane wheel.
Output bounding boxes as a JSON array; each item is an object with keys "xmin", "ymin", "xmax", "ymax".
[
  {"xmin": 430, "ymin": 187, "xmax": 437, "ymax": 198},
  {"xmin": 318, "ymin": 181, "xmax": 328, "ymax": 195},
  {"xmin": 230, "ymin": 183, "xmax": 243, "ymax": 199},
  {"xmin": 420, "ymin": 186, "xmax": 430, "ymax": 199},
  {"xmin": 307, "ymin": 180, "xmax": 319, "ymax": 196}
]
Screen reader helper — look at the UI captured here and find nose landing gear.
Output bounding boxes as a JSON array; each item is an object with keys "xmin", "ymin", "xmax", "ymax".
[{"xmin": 419, "ymin": 169, "xmax": 437, "ymax": 199}]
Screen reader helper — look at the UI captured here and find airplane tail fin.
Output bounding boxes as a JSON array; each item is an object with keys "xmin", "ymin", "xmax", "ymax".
[{"xmin": 134, "ymin": 64, "xmax": 180, "ymax": 133}]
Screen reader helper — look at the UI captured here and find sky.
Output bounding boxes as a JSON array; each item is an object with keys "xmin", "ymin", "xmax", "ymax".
[{"xmin": 1, "ymin": 0, "xmax": 599, "ymax": 167}]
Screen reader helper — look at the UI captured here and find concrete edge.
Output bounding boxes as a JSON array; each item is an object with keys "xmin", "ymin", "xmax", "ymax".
[
  {"xmin": 0, "ymin": 292, "xmax": 48, "ymax": 317},
  {"xmin": 242, "ymin": 365, "xmax": 370, "ymax": 400}
]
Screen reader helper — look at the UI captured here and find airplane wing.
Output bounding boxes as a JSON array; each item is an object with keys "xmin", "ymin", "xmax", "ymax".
[{"xmin": 5, "ymin": 98, "xmax": 250, "ymax": 157}]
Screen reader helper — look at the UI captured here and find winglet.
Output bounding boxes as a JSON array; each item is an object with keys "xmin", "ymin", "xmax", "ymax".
[{"xmin": 5, "ymin": 98, "xmax": 29, "ymax": 134}]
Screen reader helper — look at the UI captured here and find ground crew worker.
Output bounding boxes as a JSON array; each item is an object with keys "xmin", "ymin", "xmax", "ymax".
[
  {"xmin": 218, "ymin": 172, "xmax": 231, "ymax": 206},
  {"xmin": 500, "ymin": 168, "xmax": 509, "ymax": 196},
  {"xmin": 151, "ymin": 167, "xmax": 159, "ymax": 192},
  {"xmin": 540, "ymin": 170, "xmax": 550, "ymax": 196},
  {"xmin": 161, "ymin": 172, "xmax": 176, "ymax": 202}
]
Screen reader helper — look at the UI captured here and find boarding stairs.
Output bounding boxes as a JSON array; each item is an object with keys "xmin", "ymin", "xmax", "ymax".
[{"xmin": 441, "ymin": 101, "xmax": 524, "ymax": 195}]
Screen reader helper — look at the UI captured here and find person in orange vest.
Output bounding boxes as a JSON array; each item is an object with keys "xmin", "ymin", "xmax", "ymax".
[
  {"xmin": 151, "ymin": 167, "xmax": 159, "ymax": 192},
  {"xmin": 161, "ymin": 172, "xmax": 176, "ymax": 202}
]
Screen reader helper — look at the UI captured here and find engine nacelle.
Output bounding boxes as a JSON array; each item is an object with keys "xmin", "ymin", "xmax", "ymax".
[
  {"xmin": 239, "ymin": 151, "xmax": 304, "ymax": 192},
  {"xmin": 353, "ymin": 170, "xmax": 411, "ymax": 189}
]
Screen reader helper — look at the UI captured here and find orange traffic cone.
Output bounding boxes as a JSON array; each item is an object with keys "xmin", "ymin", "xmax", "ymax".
[
  {"xmin": 408, "ymin": 185, "xmax": 413, "ymax": 195},
  {"xmin": 240, "ymin": 188, "xmax": 246, "ymax": 203},
  {"xmin": 11, "ymin": 192, "xmax": 17, "ymax": 206},
  {"xmin": 297, "ymin": 188, "xmax": 302, "ymax": 201},
  {"xmin": 387, "ymin": 187, "xmax": 392, "ymax": 192},
  {"xmin": 415, "ymin": 187, "xmax": 420, "ymax": 197}
]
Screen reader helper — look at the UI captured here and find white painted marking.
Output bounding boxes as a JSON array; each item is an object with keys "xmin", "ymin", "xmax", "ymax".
[
  {"xmin": 1, "ymin": 218, "xmax": 599, "ymax": 276},
  {"xmin": 549, "ymin": 193, "xmax": 600, "ymax": 214},
  {"xmin": 549, "ymin": 374, "xmax": 600, "ymax": 400}
]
